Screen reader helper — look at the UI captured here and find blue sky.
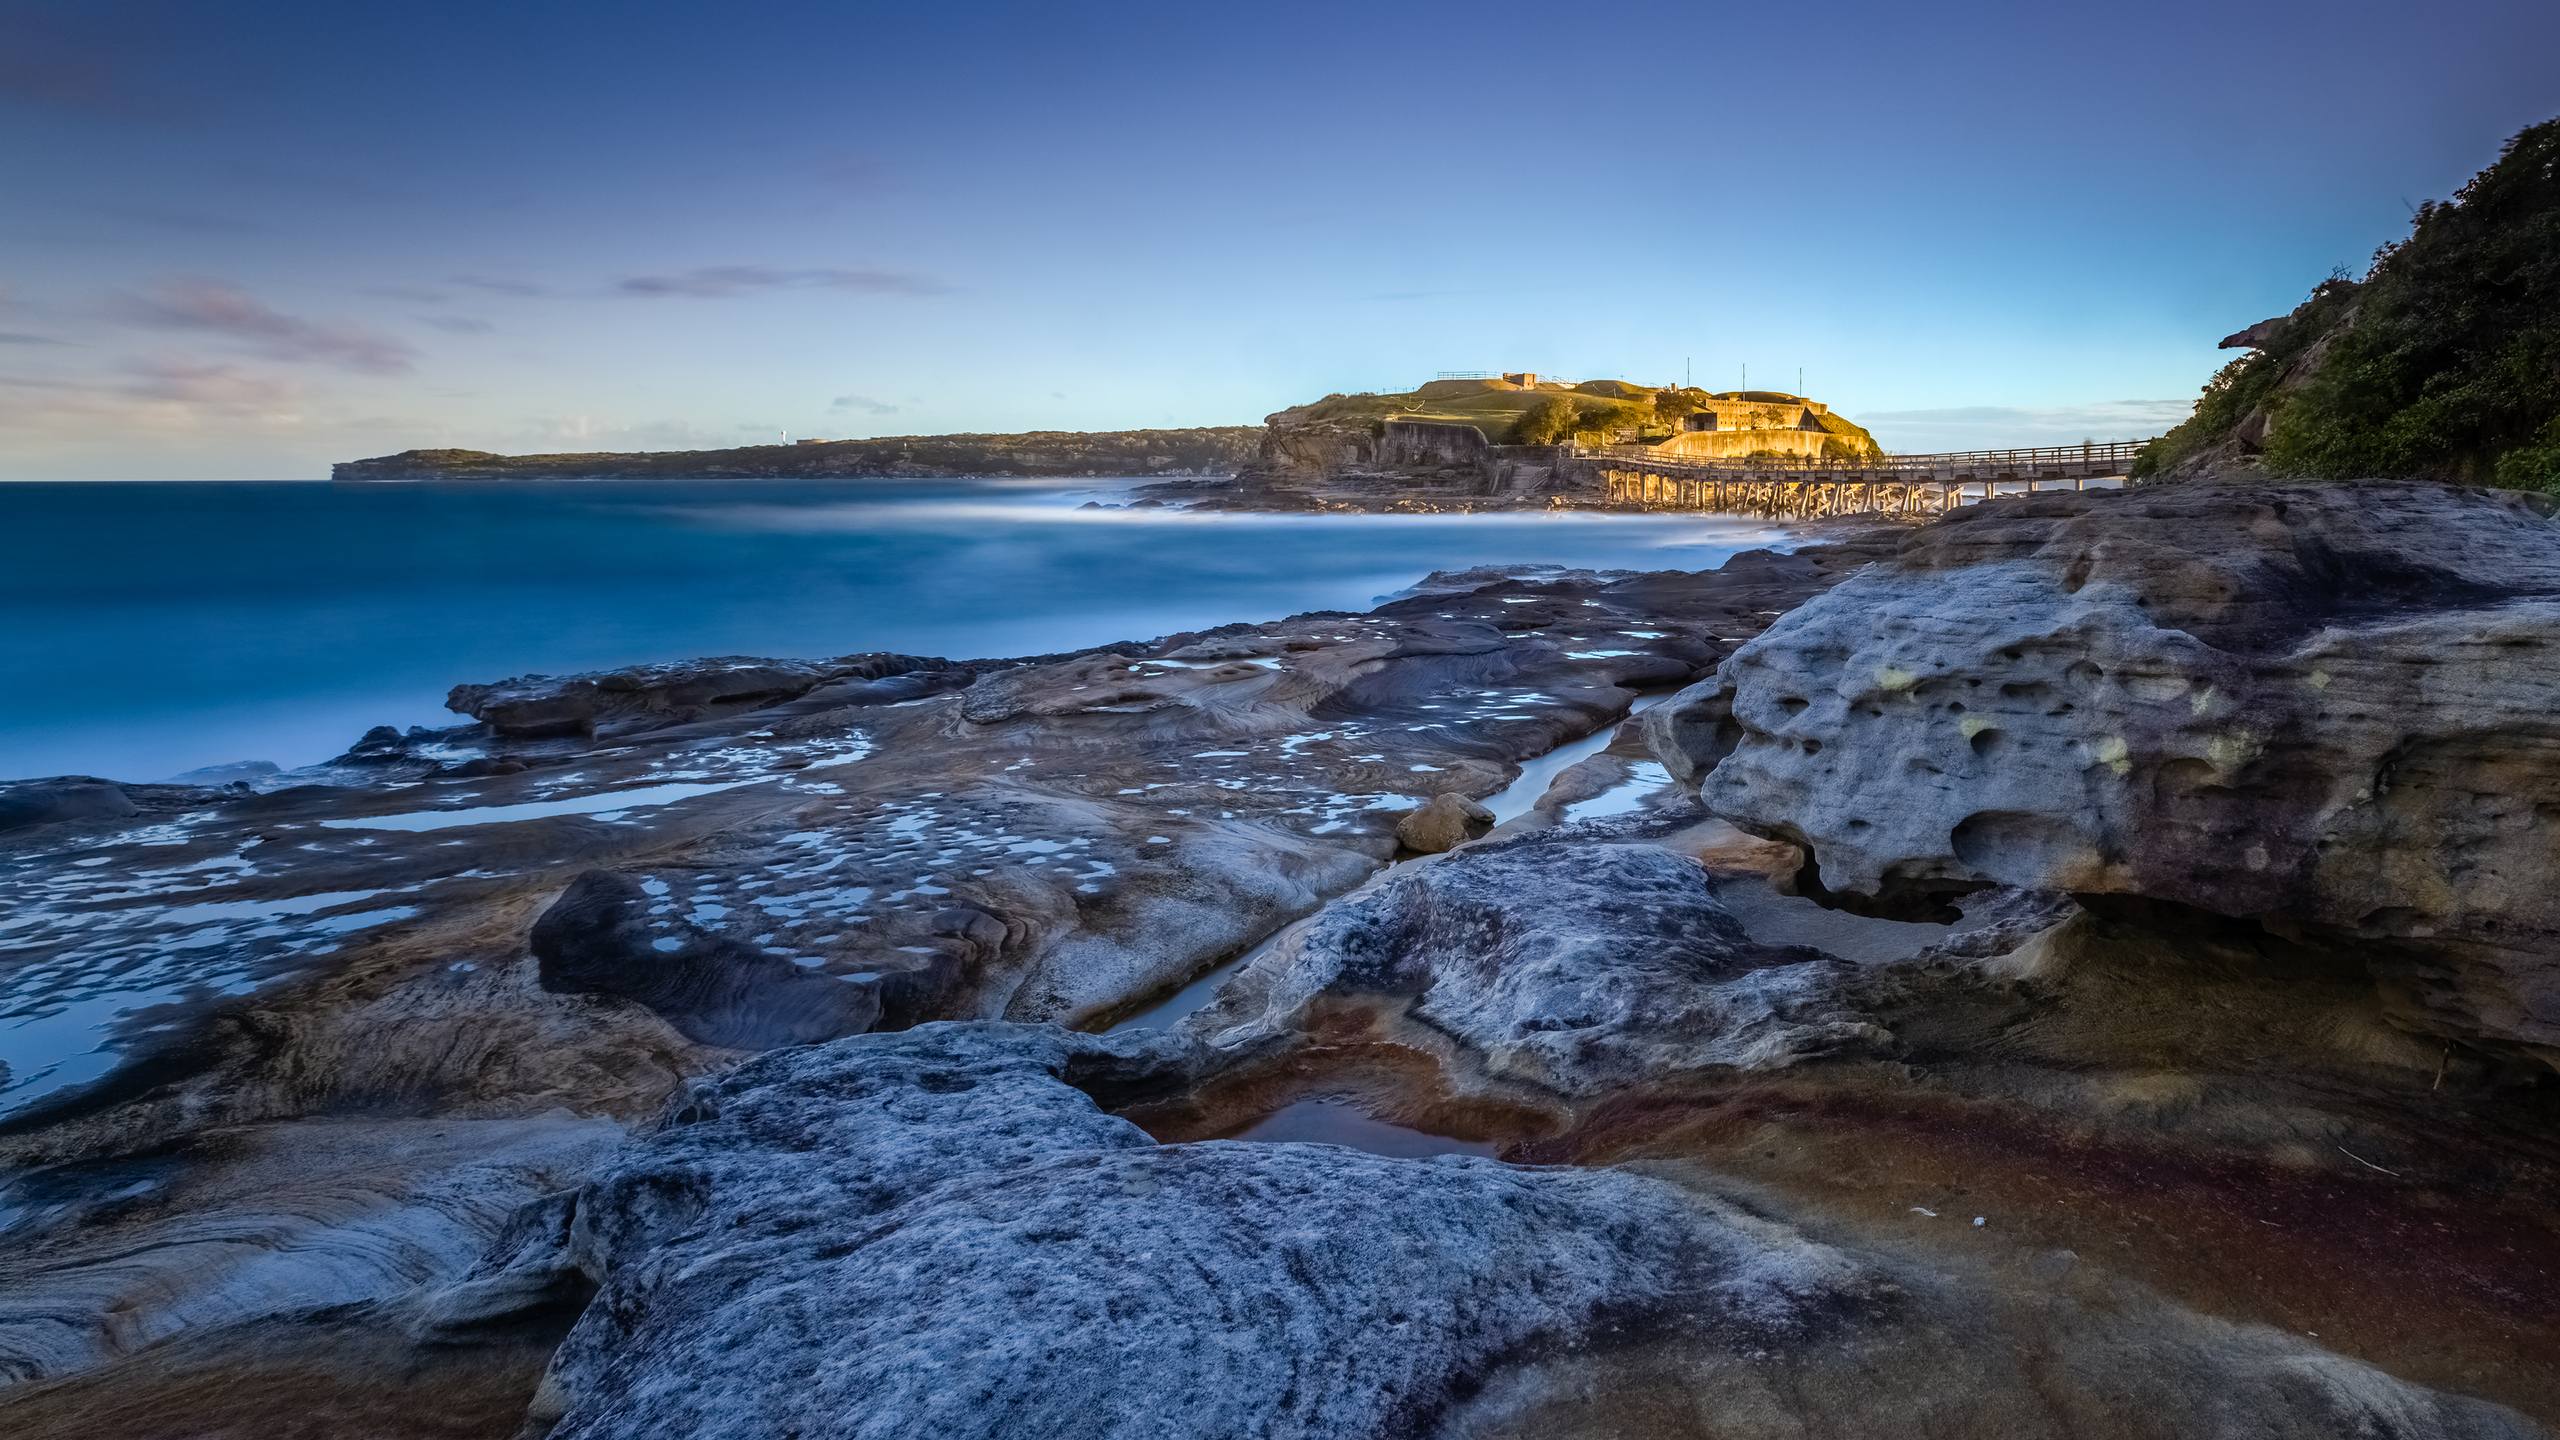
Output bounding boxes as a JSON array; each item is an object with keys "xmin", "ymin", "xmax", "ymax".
[{"xmin": 2, "ymin": 0, "xmax": 2554, "ymax": 479}]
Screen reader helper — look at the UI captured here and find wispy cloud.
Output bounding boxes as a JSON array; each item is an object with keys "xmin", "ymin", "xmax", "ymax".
[
  {"xmin": 109, "ymin": 278, "xmax": 417, "ymax": 374},
  {"xmin": 830, "ymin": 392, "xmax": 899, "ymax": 415},
  {"xmin": 0, "ymin": 19, "xmax": 155, "ymax": 120},
  {"xmin": 0, "ymin": 331, "xmax": 70, "ymax": 346},
  {"xmin": 451, "ymin": 274, "xmax": 550, "ymax": 298},
  {"xmin": 616, "ymin": 265, "xmax": 949, "ymax": 299},
  {"xmin": 0, "ymin": 356, "xmax": 304, "ymax": 430},
  {"xmin": 419, "ymin": 314, "xmax": 496, "ymax": 335},
  {"xmin": 118, "ymin": 357, "xmax": 300, "ymax": 411}
]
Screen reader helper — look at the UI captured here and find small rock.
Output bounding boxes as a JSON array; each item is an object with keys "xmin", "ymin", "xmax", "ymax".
[{"xmin": 1395, "ymin": 792, "xmax": 1494, "ymax": 853}]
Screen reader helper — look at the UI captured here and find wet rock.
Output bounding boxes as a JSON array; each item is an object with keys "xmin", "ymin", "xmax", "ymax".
[
  {"xmin": 1688, "ymin": 481, "xmax": 2560, "ymax": 1064},
  {"xmin": 448, "ymin": 652, "xmax": 951, "ymax": 738},
  {"xmin": 482, "ymin": 1022, "xmax": 2538, "ymax": 1440},
  {"xmin": 0, "ymin": 545, "xmax": 1907, "ymax": 1433},
  {"xmin": 1394, "ymin": 792, "xmax": 1493, "ymax": 853},
  {"xmin": 1191, "ymin": 835, "xmax": 1887, "ymax": 1095},
  {"xmin": 529, "ymin": 870, "xmax": 886, "ymax": 1049},
  {"xmin": 0, "ymin": 1114, "xmax": 619, "ymax": 1386},
  {"xmin": 0, "ymin": 779, "xmax": 137, "ymax": 834}
]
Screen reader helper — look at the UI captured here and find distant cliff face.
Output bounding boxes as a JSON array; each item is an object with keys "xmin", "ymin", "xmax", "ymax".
[{"xmin": 332, "ymin": 428, "xmax": 1262, "ymax": 482}]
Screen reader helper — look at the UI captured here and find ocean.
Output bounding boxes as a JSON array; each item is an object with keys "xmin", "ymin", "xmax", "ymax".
[{"xmin": 2, "ymin": 477, "xmax": 1793, "ymax": 784}]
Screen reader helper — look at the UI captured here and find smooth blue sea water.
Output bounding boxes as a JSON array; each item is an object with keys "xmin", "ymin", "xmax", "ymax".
[{"xmin": 1, "ymin": 477, "xmax": 1794, "ymax": 784}]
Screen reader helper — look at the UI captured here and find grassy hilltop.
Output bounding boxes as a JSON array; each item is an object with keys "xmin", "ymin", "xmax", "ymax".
[{"xmin": 1269, "ymin": 376, "xmax": 1882, "ymax": 456}]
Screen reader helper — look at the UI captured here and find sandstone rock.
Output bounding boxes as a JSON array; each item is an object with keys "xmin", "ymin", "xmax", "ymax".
[
  {"xmin": 0, "ymin": 780, "xmax": 137, "ymax": 834},
  {"xmin": 447, "ymin": 652, "xmax": 953, "ymax": 738},
  {"xmin": 1669, "ymin": 481, "xmax": 2560, "ymax": 1063},
  {"xmin": 1189, "ymin": 835, "xmax": 1887, "ymax": 1094},
  {"xmin": 1394, "ymin": 791, "xmax": 1493, "ymax": 853},
  {"xmin": 0, "ymin": 1114, "xmax": 619, "ymax": 1386},
  {"xmin": 2218, "ymin": 314, "xmax": 2291, "ymax": 349},
  {"xmin": 1637, "ymin": 678, "xmax": 1738, "ymax": 785},
  {"xmin": 529, "ymin": 870, "xmax": 889, "ymax": 1049},
  {"xmin": 473, "ymin": 1022, "xmax": 2537, "ymax": 1440}
]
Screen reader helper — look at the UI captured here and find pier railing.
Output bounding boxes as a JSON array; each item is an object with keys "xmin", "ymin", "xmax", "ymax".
[{"xmin": 1578, "ymin": 438, "xmax": 2154, "ymax": 480}]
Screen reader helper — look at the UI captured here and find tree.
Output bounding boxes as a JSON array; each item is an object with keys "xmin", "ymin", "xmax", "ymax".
[
  {"xmin": 1508, "ymin": 396, "xmax": 1579, "ymax": 446},
  {"xmin": 1570, "ymin": 399, "xmax": 1649, "ymax": 444},
  {"xmin": 1653, "ymin": 388, "xmax": 1705, "ymax": 431}
]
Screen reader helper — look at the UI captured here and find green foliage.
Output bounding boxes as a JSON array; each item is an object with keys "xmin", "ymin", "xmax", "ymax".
[
  {"xmin": 1508, "ymin": 396, "xmax": 1580, "ymax": 446},
  {"xmin": 2134, "ymin": 279, "xmax": 2362, "ymax": 477},
  {"xmin": 1653, "ymin": 388, "xmax": 1704, "ymax": 429},
  {"xmin": 2141, "ymin": 116, "xmax": 2560, "ymax": 488},
  {"xmin": 1569, "ymin": 399, "xmax": 1650, "ymax": 443}
]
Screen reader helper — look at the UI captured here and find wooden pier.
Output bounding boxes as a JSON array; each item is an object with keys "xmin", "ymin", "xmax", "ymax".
[{"xmin": 1582, "ymin": 439, "xmax": 2155, "ymax": 518}]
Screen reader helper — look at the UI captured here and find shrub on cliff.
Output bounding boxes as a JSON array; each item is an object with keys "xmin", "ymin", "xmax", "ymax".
[{"xmin": 2140, "ymin": 116, "xmax": 2560, "ymax": 489}]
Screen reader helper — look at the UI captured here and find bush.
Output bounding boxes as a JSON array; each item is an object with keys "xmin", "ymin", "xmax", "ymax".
[
  {"xmin": 1508, "ymin": 396, "xmax": 1580, "ymax": 446},
  {"xmin": 1569, "ymin": 399, "xmax": 1650, "ymax": 444},
  {"xmin": 2140, "ymin": 116, "xmax": 2560, "ymax": 487}
]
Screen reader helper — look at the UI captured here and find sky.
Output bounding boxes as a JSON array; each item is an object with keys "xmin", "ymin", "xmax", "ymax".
[{"xmin": 1, "ymin": 0, "xmax": 2555, "ymax": 480}]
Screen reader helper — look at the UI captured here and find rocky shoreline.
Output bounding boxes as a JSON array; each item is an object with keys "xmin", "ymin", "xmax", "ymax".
[{"xmin": 5, "ymin": 481, "xmax": 2559, "ymax": 1437}]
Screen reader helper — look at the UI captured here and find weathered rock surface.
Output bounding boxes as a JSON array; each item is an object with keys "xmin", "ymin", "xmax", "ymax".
[
  {"xmin": 445, "ymin": 652, "xmax": 960, "ymax": 738},
  {"xmin": 1667, "ymin": 481, "xmax": 2560, "ymax": 1063},
  {"xmin": 464, "ymin": 1022, "xmax": 2540, "ymax": 1440},
  {"xmin": 1394, "ymin": 791, "xmax": 1494, "ymax": 853},
  {"xmin": 0, "ymin": 1113, "xmax": 619, "ymax": 1386},
  {"xmin": 529, "ymin": 870, "xmax": 893, "ymax": 1048},
  {"xmin": 0, "ymin": 779, "xmax": 137, "ymax": 834},
  {"xmin": 1189, "ymin": 835, "xmax": 1891, "ymax": 1095},
  {"xmin": 0, "ymin": 545, "xmax": 1906, "ymax": 1427}
]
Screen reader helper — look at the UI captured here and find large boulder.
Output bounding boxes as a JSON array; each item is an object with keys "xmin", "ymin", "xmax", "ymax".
[
  {"xmin": 1189, "ymin": 836, "xmax": 1888, "ymax": 1094},
  {"xmin": 1661, "ymin": 480, "xmax": 2560, "ymax": 1063},
  {"xmin": 442, "ymin": 1022, "xmax": 2538, "ymax": 1440}
]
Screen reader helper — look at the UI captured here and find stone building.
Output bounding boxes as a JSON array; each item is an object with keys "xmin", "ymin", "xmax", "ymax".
[{"xmin": 1657, "ymin": 393, "xmax": 1839, "ymax": 461}]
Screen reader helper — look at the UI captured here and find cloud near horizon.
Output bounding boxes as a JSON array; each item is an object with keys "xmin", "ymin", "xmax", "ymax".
[
  {"xmin": 1859, "ymin": 398, "xmax": 2196, "ymax": 447},
  {"xmin": 109, "ymin": 278, "xmax": 417, "ymax": 374},
  {"xmin": 830, "ymin": 392, "xmax": 898, "ymax": 415},
  {"xmin": 616, "ymin": 265, "xmax": 949, "ymax": 299},
  {"xmin": 0, "ymin": 356, "xmax": 304, "ymax": 431}
]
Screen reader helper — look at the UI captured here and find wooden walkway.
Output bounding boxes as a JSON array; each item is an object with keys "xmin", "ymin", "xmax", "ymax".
[{"xmin": 1582, "ymin": 439, "xmax": 2155, "ymax": 518}]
